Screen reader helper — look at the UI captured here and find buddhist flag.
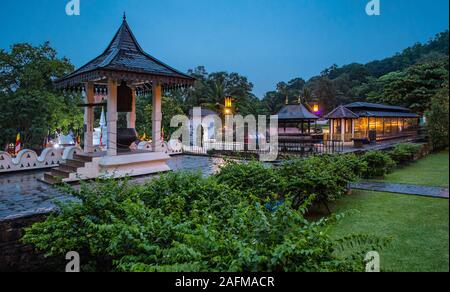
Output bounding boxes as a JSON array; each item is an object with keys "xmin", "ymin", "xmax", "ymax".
[
  {"xmin": 75, "ymin": 131, "xmax": 81, "ymax": 146},
  {"xmin": 15, "ymin": 133, "xmax": 22, "ymax": 154},
  {"xmin": 43, "ymin": 130, "xmax": 50, "ymax": 148}
]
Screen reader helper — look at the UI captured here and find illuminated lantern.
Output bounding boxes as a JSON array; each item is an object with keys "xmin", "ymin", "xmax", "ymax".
[
  {"xmin": 224, "ymin": 97, "xmax": 233, "ymax": 115},
  {"xmin": 312, "ymin": 102, "xmax": 320, "ymax": 113},
  {"xmin": 225, "ymin": 97, "xmax": 232, "ymax": 108}
]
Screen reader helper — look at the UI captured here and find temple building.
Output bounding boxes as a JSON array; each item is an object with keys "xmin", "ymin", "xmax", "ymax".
[
  {"xmin": 325, "ymin": 102, "xmax": 420, "ymax": 142},
  {"xmin": 43, "ymin": 14, "xmax": 194, "ymax": 184}
]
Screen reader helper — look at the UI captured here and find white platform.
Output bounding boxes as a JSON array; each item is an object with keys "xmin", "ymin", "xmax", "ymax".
[{"xmin": 63, "ymin": 151, "xmax": 171, "ymax": 182}]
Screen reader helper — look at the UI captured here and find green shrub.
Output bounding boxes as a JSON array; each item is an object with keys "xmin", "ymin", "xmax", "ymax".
[
  {"xmin": 389, "ymin": 143, "xmax": 422, "ymax": 165},
  {"xmin": 279, "ymin": 154, "xmax": 366, "ymax": 206},
  {"xmin": 22, "ymin": 174, "xmax": 387, "ymax": 272},
  {"xmin": 215, "ymin": 160, "xmax": 286, "ymax": 202},
  {"xmin": 361, "ymin": 150, "xmax": 396, "ymax": 179}
]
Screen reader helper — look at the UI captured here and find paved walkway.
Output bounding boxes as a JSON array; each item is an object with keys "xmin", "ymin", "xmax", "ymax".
[{"xmin": 350, "ymin": 181, "xmax": 449, "ymax": 199}]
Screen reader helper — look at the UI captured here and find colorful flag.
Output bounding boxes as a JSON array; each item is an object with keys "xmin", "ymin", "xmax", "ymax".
[
  {"xmin": 161, "ymin": 128, "xmax": 165, "ymax": 142},
  {"xmin": 43, "ymin": 130, "xmax": 50, "ymax": 148},
  {"xmin": 75, "ymin": 131, "xmax": 81, "ymax": 146},
  {"xmin": 15, "ymin": 133, "xmax": 22, "ymax": 154}
]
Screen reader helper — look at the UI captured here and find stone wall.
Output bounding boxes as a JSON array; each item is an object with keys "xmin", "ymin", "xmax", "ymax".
[{"xmin": 0, "ymin": 213, "xmax": 61, "ymax": 272}]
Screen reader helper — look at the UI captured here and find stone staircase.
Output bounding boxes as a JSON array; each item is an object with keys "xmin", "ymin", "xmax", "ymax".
[{"xmin": 42, "ymin": 154, "xmax": 93, "ymax": 185}]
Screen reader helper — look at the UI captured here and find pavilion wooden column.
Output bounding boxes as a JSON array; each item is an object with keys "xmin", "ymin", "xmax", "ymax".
[
  {"xmin": 351, "ymin": 119, "xmax": 355, "ymax": 139},
  {"xmin": 330, "ymin": 120, "xmax": 334, "ymax": 141},
  {"xmin": 127, "ymin": 87, "xmax": 136, "ymax": 129},
  {"xmin": 107, "ymin": 79, "xmax": 118, "ymax": 156},
  {"xmin": 152, "ymin": 83, "xmax": 163, "ymax": 152},
  {"xmin": 341, "ymin": 118, "xmax": 345, "ymax": 142},
  {"xmin": 84, "ymin": 82, "xmax": 95, "ymax": 153}
]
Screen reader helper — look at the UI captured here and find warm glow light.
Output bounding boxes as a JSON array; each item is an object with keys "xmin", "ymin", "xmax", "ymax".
[
  {"xmin": 313, "ymin": 104, "xmax": 319, "ymax": 113},
  {"xmin": 224, "ymin": 108, "xmax": 232, "ymax": 115},
  {"xmin": 225, "ymin": 97, "xmax": 232, "ymax": 108}
]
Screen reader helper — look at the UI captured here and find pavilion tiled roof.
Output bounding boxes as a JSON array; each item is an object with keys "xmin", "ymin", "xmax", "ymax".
[
  {"xmin": 325, "ymin": 102, "xmax": 420, "ymax": 119},
  {"xmin": 55, "ymin": 15, "xmax": 195, "ymax": 88},
  {"xmin": 277, "ymin": 104, "xmax": 319, "ymax": 121},
  {"xmin": 324, "ymin": 105, "xmax": 359, "ymax": 119},
  {"xmin": 345, "ymin": 102, "xmax": 410, "ymax": 112}
]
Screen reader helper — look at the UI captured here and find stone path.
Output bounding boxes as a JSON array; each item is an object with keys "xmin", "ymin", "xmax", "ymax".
[
  {"xmin": 0, "ymin": 170, "xmax": 72, "ymax": 221},
  {"xmin": 350, "ymin": 181, "xmax": 449, "ymax": 199}
]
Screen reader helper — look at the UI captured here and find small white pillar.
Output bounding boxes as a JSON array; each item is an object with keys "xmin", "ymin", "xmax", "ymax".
[
  {"xmin": 107, "ymin": 79, "xmax": 118, "ymax": 156},
  {"xmin": 127, "ymin": 87, "xmax": 136, "ymax": 129},
  {"xmin": 341, "ymin": 118, "xmax": 346, "ymax": 142},
  {"xmin": 152, "ymin": 83, "xmax": 163, "ymax": 152},
  {"xmin": 84, "ymin": 82, "xmax": 95, "ymax": 153}
]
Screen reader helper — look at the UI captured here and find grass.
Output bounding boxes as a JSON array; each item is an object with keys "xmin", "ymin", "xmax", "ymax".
[
  {"xmin": 330, "ymin": 150, "xmax": 449, "ymax": 272},
  {"xmin": 330, "ymin": 190, "xmax": 449, "ymax": 272},
  {"xmin": 381, "ymin": 150, "xmax": 449, "ymax": 187}
]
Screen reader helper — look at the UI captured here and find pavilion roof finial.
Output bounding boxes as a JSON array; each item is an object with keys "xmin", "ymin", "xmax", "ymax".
[{"xmin": 123, "ymin": 12, "xmax": 127, "ymax": 21}]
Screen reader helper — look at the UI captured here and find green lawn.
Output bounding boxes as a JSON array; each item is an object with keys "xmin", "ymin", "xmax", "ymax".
[
  {"xmin": 381, "ymin": 150, "xmax": 449, "ymax": 187},
  {"xmin": 330, "ymin": 190, "xmax": 449, "ymax": 272},
  {"xmin": 330, "ymin": 150, "xmax": 449, "ymax": 272}
]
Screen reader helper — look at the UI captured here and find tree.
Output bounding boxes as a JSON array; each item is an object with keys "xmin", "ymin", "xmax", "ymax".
[
  {"xmin": 367, "ymin": 58, "xmax": 449, "ymax": 113},
  {"xmin": 174, "ymin": 66, "xmax": 261, "ymax": 116},
  {"xmin": 0, "ymin": 43, "xmax": 81, "ymax": 148},
  {"xmin": 426, "ymin": 82, "xmax": 449, "ymax": 151}
]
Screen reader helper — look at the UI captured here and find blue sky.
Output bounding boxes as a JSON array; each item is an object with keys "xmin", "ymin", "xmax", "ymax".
[{"xmin": 0, "ymin": 0, "xmax": 448, "ymax": 98}]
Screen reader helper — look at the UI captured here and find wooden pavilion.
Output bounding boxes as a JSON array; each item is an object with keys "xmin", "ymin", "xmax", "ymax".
[
  {"xmin": 276, "ymin": 103, "xmax": 320, "ymax": 138},
  {"xmin": 43, "ymin": 15, "xmax": 194, "ymax": 184},
  {"xmin": 325, "ymin": 102, "xmax": 420, "ymax": 143}
]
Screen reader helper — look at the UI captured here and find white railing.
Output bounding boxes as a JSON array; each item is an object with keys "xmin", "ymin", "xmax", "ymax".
[{"xmin": 0, "ymin": 146, "xmax": 83, "ymax": 173}]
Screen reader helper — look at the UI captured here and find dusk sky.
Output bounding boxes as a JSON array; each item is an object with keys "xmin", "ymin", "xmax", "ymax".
[{"xmin": 0, "ymin": 0, "xmax": 448, "ymax": 98}]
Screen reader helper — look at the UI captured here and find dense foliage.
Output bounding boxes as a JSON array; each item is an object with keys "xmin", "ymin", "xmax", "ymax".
[
  {"xmin": 261, "ymin": 31, "xmax": 449, "ymax": 115},
  {"xmin": 0, "ymin": 43, "xmax": 82, "ymax": 148},
  {"xmin": 426, "ymin": 81, "xmax": 449, "ymax": 151},
  {"xmin": 22, "ymin": 172, "xmax": 387, "ymax": 272},
  {"xmin": 24, "ymin": 144, "xmax": 430, "ymax": 272},
  {"xmin": 216, "ymin": 154, "xmax": 366, "ymax": 208},
  {"xmin": 389, "ymin": 143, "xmax": 422, "ymax": 165},
  {"xmin": 360, "ymin": 151, "xmax": 396, "ymax": 179},
  {"xmin": 172, "ymin": 66, "xmax": 263, "ymax": 116}
]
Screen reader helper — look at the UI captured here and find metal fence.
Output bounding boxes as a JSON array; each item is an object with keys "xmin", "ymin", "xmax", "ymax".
[{"xmin": 183, "ymin": 140, "xmax": 344, "ymax": 158}]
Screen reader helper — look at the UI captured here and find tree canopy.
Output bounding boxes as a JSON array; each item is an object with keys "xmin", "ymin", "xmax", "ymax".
[
  {"xmin": 261, "ymin": 30, "xmax": 449, "ymax": 116},
  {"xmin": 0, "ymin": 42, "xmax": 82, "ymax": 148}
]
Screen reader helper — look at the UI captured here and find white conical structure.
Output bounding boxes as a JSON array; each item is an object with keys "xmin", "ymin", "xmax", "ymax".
[
  {"xmin": 93, "ymin": 107, "xmax": 108, "ymax": 148},
  {"xmin": 100, "ymin": 107, "xmax": 108, "ymax": 147}
]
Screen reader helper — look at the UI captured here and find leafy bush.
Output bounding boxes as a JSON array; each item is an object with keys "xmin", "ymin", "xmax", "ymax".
[
  {"xmin": 360, "ymin": 150, "xmax": 396, "ymax": 179},
  {"xmin": 279, "ymin": 154, "xmax": 366, "ymax": 207},
  {"xmin": 22, "ymin": 173, "xmax": 387, "ymax": 272},
  {"xmin": 215, "ymin": 160, "xmax": 286, "ymax": 202},
  {"xmin": 389, "ymin": 143, "xmax": 421, "ymax": 165}
]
